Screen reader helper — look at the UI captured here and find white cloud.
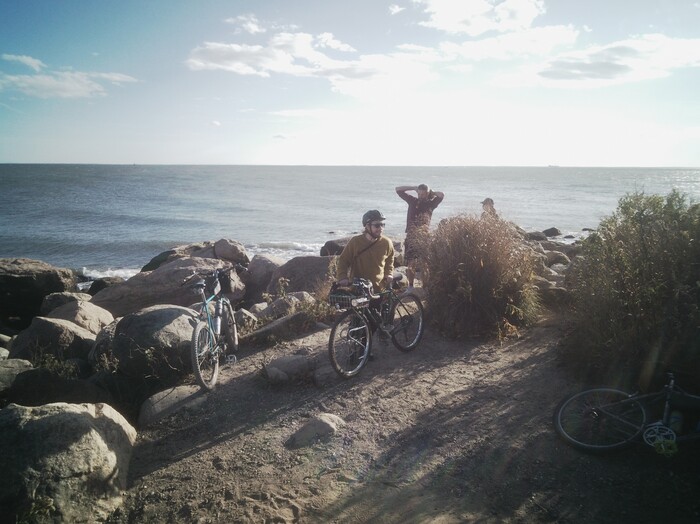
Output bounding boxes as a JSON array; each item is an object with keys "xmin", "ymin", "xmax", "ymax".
[
  {"xmin": 533, "ymin": 33, "xmax": 700, "ymax": 87},
  {"xmin": 316, "ymin": 33, "xmax": 356, "ymax": 52},
  {"xmin": 2, "ymin": 53, "xmax": 46, "ymax": 72},
  {"xmin": 441, "ymin": 24, "xmax": 578, "ymax": 61},
  {"xmin": 415, "ymin": 0, "xmax": 545, "ymax": 36},
  {"xmin": 389, "ymin": 4, "xmax": 406, "ymax": 15},
  {"xmin": 211, "ymin": 120, "xmax": 221, "ymax": 127},
  {"xmin": 225, "ymin": 14, "xmax": 266, "ymax": 35},
  {"xmin": 0, "ymin": 70, "xmax": 137, "ymax": 99}
]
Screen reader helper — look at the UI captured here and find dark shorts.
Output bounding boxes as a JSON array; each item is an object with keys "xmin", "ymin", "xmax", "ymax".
[{"xmin": 404, "ymin": 226, "xmax": 429, "ymax": 263}]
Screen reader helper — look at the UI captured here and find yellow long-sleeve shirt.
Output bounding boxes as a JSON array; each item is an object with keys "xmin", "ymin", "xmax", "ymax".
[{"xmin": 336, "ymin": 234, "xmax": 394, "ymax": 290}]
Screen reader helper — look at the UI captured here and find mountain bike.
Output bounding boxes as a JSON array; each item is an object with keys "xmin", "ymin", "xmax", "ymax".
[
  {"xmin": 327, "ymin": 276, "xmax": 424, "ymax": 378},
  {"xmin": 553, "ymin": 372, "xmax": 700, "ymax": 455},
  {"xmin": 183, "ymin": 264, "xmax": 245, "ymax": 390}
]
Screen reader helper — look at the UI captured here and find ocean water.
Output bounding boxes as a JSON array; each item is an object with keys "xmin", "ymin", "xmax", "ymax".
[{"xmin": 1, "ymin": 164, "xmax": 699, "ymax": 281}]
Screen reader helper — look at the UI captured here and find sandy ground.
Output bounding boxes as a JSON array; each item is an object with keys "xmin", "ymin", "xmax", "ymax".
[{"xmin": 109, "ymin": 309, "xmax": 700, "ymax": 523}]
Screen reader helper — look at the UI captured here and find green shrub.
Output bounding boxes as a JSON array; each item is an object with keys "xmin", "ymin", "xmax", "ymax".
[
  {"xmin": 424, "ymin": 214, "xmax": 540, "ymax": 339},
  {"xmin": 566, "ymin": 190, "xmax": 700, "ymax": 384}
]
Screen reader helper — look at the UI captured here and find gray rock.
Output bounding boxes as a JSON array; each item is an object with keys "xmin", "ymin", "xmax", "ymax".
[
  {"xmin": 241, "ymin": 311, "xmax": 317, "ymax": 346},
  {"xmin": 266, "ymin": 256, "xmax": 335, "ymax": 295},
  {"xmin": 142, "ymin": 238, "xmax": 249, "ymax": 272},
  {"xmin": 1, "ymin": 367, "xmax": 114, "ymax": 407},
  {"xmin": 138, "ymin": 385, "xmax": 207, "ymax": 428},
  {"xmin": 47, "ymin": 300, "xmax": 114, "ymax": 335},
  {"xmin": 40, "ymin": 291, "xmax": 93, "ymax": 315},
  {"xmin": 9, "ymin": 317, "xmax": 96, "ymax": 362},
  {"xmin": 0, "ymin": 358, "xmax": 32, "ymax": 391},
  {"xmin": 91, "ymin": 256, "xmax": 245, "ymax": 317},
  {"xmin": 0, "ymin": 258, "xmax": 76, "ymax": 329},
  {"xmin": 0, "ymin": 402, "xmax": 136, "ymax": 522},
  {"xmin": 285, "ymin": 413, "xmax": 346, "ymax": 448},
  {"xmin": 263, "ymin": 355, "xmax": 313, "ymax": 384},
  {"xmin": 111, "ymin": 305, "xmax": 197, "ymax": 384},
  {"xmin": 543, "ymin": 227, "xmax": 562, "ymax": 237},
  {"xmin": 88, "ymin": 276, "xmax": 125, "ymax": 296},
  {"xmin": 545, "ymin": 250, "xmax": 571, "ymax": 267},
  {"xmin": 243, "ymin": 254, "xmax": 285, "ymax": 304}
]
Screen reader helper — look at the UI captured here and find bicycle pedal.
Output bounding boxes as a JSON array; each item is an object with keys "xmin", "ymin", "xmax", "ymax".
[{"xmin": 225, "ymin": 354, "xmax": 238, "ymax": 365}]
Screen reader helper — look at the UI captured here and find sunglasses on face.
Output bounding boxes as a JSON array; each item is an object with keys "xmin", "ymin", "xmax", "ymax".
[{"xmin": 371, "ymin": 222, "xmax": 386, "ymax": 228}]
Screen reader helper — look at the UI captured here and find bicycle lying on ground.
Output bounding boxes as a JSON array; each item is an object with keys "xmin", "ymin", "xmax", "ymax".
[
  {"xmin": 327, "ymin": 276, "xmax": 424, "ymax": 378},
  {"xmin": 182, "ymin": 264, "xmax": 246, "ymax": 390},
  {"xmin": 553, "ymin": 372, "xmax": 700, "ymax": 455}
]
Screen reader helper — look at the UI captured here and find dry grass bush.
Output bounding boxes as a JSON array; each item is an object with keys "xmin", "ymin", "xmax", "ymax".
[
  {"xmin": 565, "ymin": 191, "xmax": 700, "ymax": 385},
  {"xmin": 424, "ymin": 215, "xmax": 540, "ymax": 339}
]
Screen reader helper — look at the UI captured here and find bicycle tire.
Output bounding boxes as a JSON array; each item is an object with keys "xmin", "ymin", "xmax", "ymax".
[
  {"xmin": 328, "ymin": 309, "xmax": 371, "ymax": 378},
  {"xmin": 390, "ymin": 293, "xmax": 424, "ymax": 352},
  {"xmin": 222, "ymin": 300, "xmax": 238, "ymax": 353},
  {"xmin": 191, "ymin": 321, "xmax": 220, "ymax": 390},
  {"xmin": 553, "ymin": 388, "xmax": 647, "ymax": 453}
]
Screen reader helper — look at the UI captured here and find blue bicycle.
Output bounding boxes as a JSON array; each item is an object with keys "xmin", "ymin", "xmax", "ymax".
[{"xmin": 183, "ymin": 264, "xmax": 245, "ymax": 390}]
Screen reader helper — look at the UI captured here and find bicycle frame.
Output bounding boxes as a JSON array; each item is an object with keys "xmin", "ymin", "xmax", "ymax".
[{"xmin": 599, "ymin": 375, "xmax": 700, "ymax": 443}]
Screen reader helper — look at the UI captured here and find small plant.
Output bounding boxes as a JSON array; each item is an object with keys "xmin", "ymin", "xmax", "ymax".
[
  {"xmin": 424, "ymin": 214, "xmax": 540, "ymax": 339},
  {"xmin": 17, "ymin": 495, "xmax": 55, "ymax": 523},
  {"xmin": 31, "ymin": 346, "xmax": 77, "ymax": 379}
]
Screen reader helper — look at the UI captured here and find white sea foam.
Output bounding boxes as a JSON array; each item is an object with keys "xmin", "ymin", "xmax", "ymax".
[{"xmin": 78, "ymin": 267, "xmax": 140, "ymax": 281}]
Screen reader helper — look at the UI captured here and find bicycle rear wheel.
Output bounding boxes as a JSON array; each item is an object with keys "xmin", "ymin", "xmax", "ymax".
[
  {"xmin": 390, "ymin": 293, "xmax": 424, "ymax": 352},
  {"xmin": 222, "ymin": 301, "xmax": 238, "ymax": 353},
  {"xmin": 553, "ymin": 388, "xmax": 647, "ymax": 453},
  {"xmin": 191, "ymin": 321, "xmax": 220, "ymax": 390},
  {"xmin": 329, "ymin": 310, "xmax": 371, "ymax": 377}
]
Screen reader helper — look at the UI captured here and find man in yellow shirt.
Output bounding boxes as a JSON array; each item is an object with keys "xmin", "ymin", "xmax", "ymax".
[{"xmin": 336, "ymin": 209, "xmax": 394, "ymax": 291}]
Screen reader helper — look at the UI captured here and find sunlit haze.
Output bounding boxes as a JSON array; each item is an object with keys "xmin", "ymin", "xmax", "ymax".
[{"xmin": 1, "ymin": 0, "xmax": 699, "ymax": 166}]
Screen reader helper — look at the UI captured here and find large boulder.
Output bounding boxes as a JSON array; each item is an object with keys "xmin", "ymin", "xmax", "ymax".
[
  {"xmin": 40, "ymin": 291, "xmax": 92, "ymax": 315},
  {"xmin": 0, "ymin": 358, "xmax": 32, "ymax": 392},
  {"xmin": 9, "ymin": 317, "xmax": 96, "ymax": 362},
  {"xmin": 243, "ymin": 254, "xmax": 285, "ymax": 304},
  {"xmin": 142, "ymin": 238, "xmax": 249, "ymax": 272},
  {"xmin": 0, "ymin": 402, "xmax": 136, "ymax": 522},
  {"xmin": 320, "ymin": 236, "xmax": 352, "ymax": 256},
  {"xmin": 0, "ymin": 258, "xmax": 76, "ymax": 330},
  {"xmin": 1, "ymin": 367, "xmax": 114, "ymax": 408},
  {"xmin": 111, "ymin": 305, "xmax": 197, "ymax": 384},
  {"xmin": 91, "ymin": 257, "xmax": 245, "ymax": 317},
  {"xmin": 266, "ymin": 256, "xmax": 335, "ymax": 295},
  {"xmin": 87, "ymin": 276, "xmax": 125, "ymax": 296},
  {"xmin": 47, "ymin": 300, "xmax": 114, "ymax": 335}
]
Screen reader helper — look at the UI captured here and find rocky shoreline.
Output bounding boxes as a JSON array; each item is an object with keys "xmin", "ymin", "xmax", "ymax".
[{"xmin": 0, "ymin": 227, "xmax": 580, "ymax": 521}]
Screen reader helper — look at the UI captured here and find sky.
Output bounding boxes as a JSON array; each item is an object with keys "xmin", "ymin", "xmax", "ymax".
[{"xmin": 1, "ymin": 0, "xmax": 699, "ymax": 166}]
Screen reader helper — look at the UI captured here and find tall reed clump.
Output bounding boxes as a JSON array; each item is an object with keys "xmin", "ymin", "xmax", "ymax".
[
  {"xmin": 424, "ymin": 215, "xmax": 540, "ymax": 339},
  {"xmin": 566, "ymin": 190, "xmax": 700, "ymax": 383}
]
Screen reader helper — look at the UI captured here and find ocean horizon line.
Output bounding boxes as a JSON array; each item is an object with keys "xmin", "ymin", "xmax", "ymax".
[{"xmin": 2, "ymin": 162, "xmax": 698, "ymax": 169}]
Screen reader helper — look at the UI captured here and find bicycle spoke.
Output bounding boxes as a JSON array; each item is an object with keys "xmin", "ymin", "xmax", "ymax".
[
  {"xmin": 329, "ymin": 310, "xmax": 370, "ymax": 377},
  {"xmin": 191, "ymin": 321, "xmax": 220, "ymax": 390},
  {"xmin": 554, "ymin": 388, "xmax": 646, "ymax": 452},
  {"xmin": 390, "ymin": 293, "xmax": 424, "ymax": 352}
]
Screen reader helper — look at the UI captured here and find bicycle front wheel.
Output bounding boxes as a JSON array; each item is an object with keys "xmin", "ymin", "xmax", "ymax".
[
  {"xmin": 222, "ymin": 300, "xmax": 238, "ymax": 353},
  {"xmin": 191, "ymin": 321, "xmax": 220, "ymax": 390},
  {"xmin": 328, "ymin": 309, "xmax": 371, "ymax": 378},
  {"xmin": 390, "ymin": 293, "xmax": 424, "ymax": 352},
  {"xmin": 553, "ymin": 388, "xmax": 647, "ymax": 453}
]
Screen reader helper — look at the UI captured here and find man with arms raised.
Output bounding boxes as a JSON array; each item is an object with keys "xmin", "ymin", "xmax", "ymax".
[{"xmin": 395, "ymin": 184, "xmax": 444, "ymax": 290}]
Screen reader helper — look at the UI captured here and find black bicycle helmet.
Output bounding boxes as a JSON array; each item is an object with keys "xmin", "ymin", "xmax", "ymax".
[{"xmin": 362, "ymin": 209, "xmax": 386, "ymax": 226}]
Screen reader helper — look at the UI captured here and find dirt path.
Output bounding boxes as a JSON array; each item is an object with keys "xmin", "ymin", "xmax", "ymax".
[{"xmin": 112, "ymin": 313, "xmax": 700, "ymax": 523}]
